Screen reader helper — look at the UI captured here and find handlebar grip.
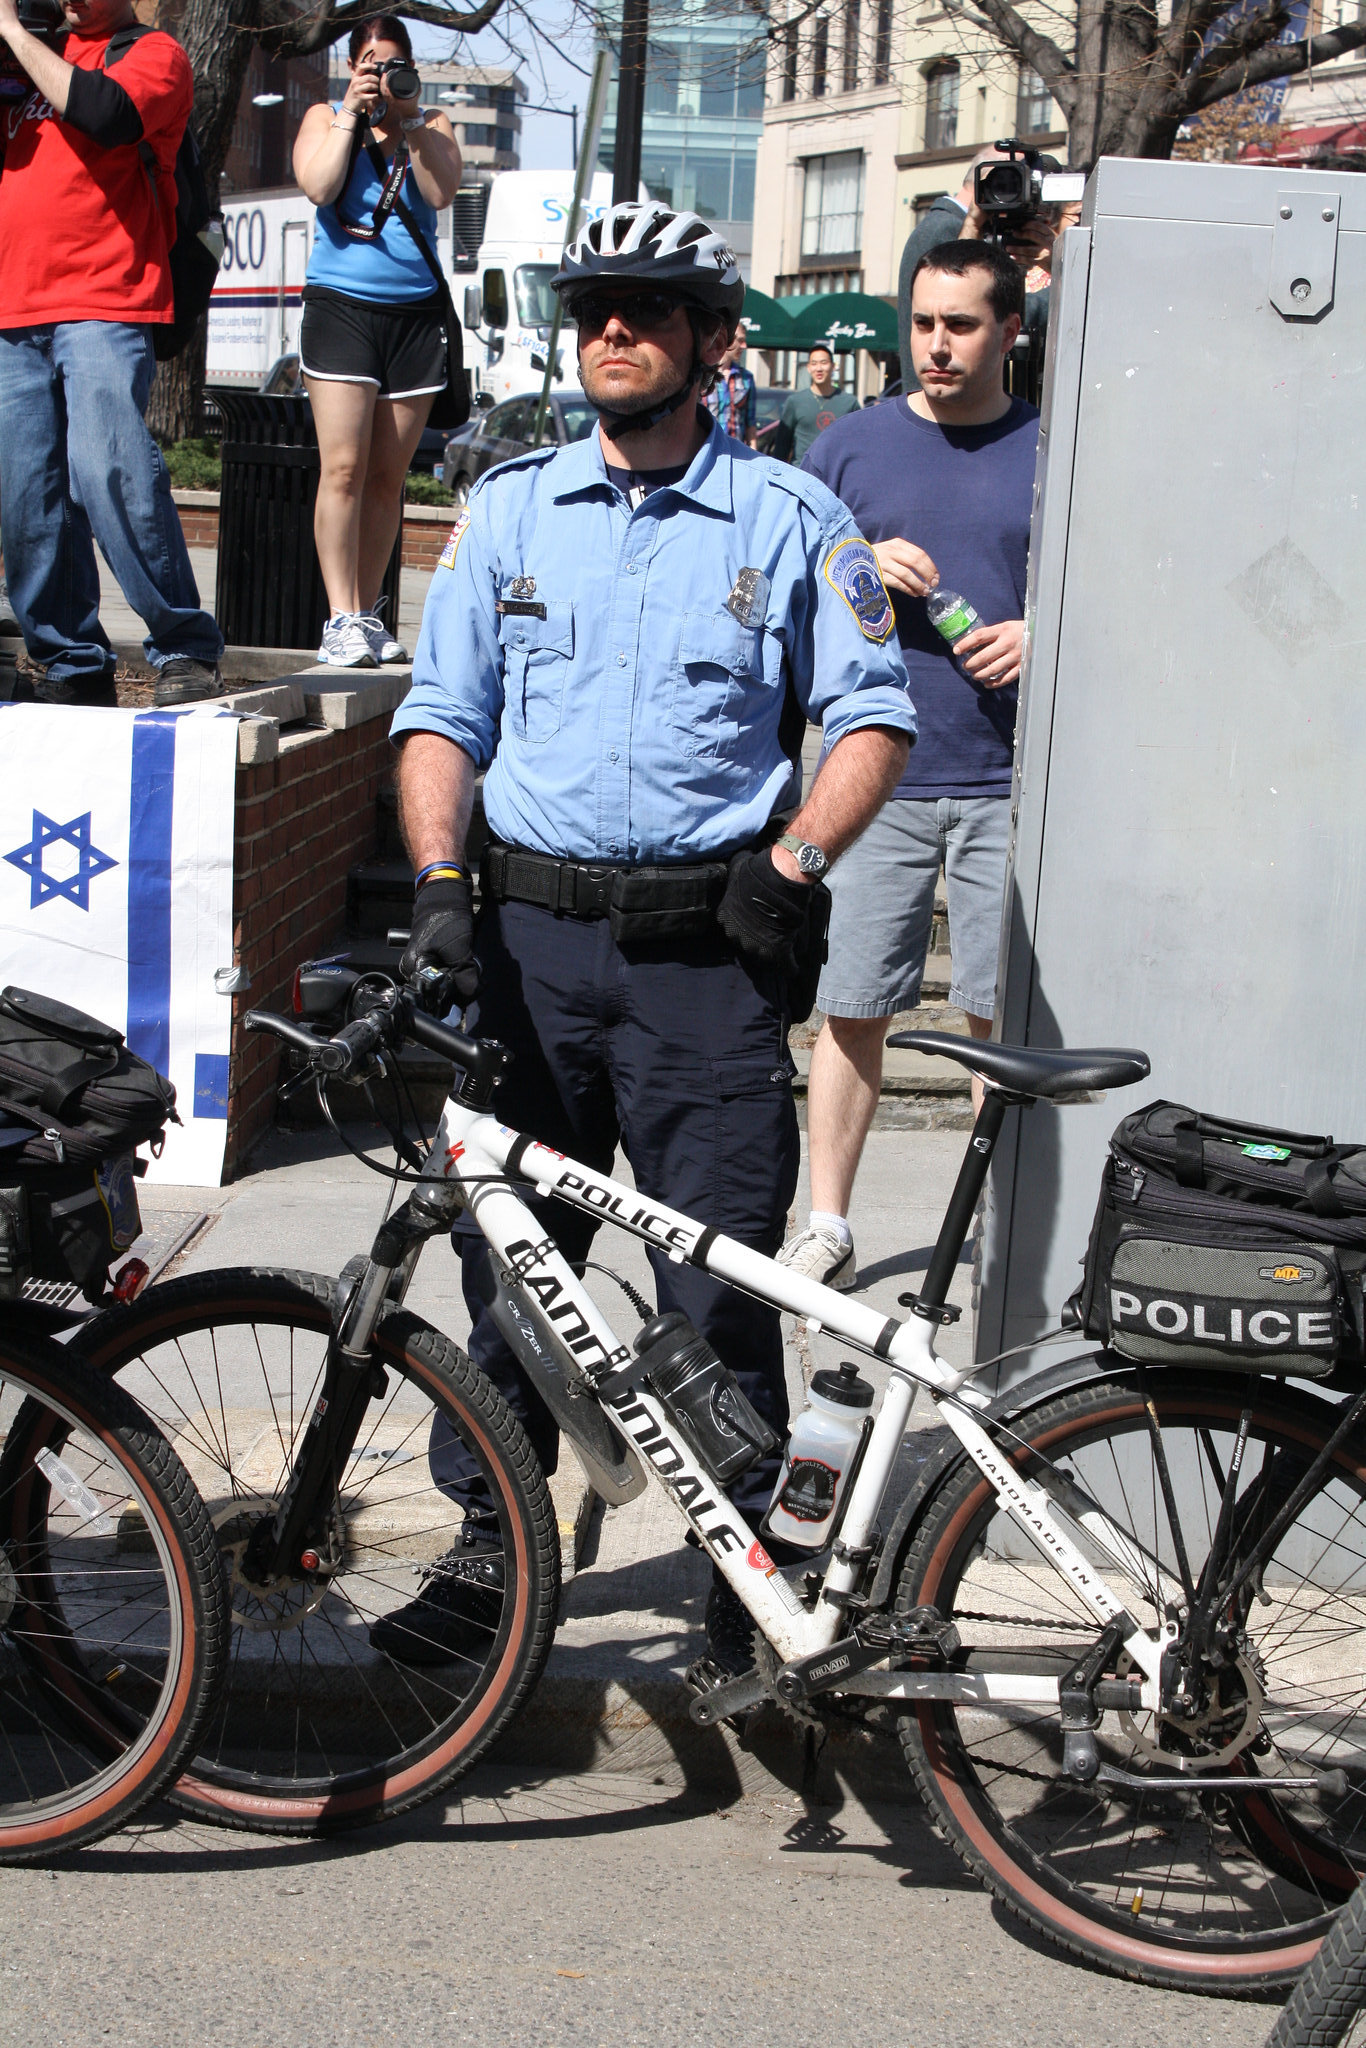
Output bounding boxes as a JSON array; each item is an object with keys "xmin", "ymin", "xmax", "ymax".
[{"xmin": 244, "ymin": 1010, "xmax": 335, "ymax": 1058}]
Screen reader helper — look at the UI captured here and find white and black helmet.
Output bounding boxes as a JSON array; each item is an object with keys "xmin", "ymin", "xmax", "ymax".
[{"xmin": 552, "ymin": 201, "xmax": 745, "ymax": 324}]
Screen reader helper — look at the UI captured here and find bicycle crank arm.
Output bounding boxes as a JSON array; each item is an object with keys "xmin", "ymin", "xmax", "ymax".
[
  {"xmin": 687, "ymin": 1664, "xmax": 771, "ymax": 1727},
  {"xmin": 1095, "ymin": 1763, "xmax": 1351, "ymax": 1802}
]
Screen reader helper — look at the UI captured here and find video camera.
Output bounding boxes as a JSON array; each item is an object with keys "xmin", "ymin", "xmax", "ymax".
[
  {"xmin": 0, "ymin": 0, "xmax": 65, "ymax": 101},
  {"xmin": 973, "ymin": 139, "xmax": 1085, "ymax": 241}
]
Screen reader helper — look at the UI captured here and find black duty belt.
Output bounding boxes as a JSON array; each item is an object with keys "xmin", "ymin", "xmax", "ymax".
[{"xmin": 482, "ymin": 842, "xmax": 728, "ymax": 926}]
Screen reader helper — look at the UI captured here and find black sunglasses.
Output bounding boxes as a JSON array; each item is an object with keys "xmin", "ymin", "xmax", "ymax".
[{"xmin": 568, "ymin": 291, "xmax": 688, "ymax": 334}]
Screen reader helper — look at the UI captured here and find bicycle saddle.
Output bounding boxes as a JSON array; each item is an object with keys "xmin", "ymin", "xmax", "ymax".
[{"xmin": 884, "ymin": 1031, "xmax": 1150, "ymax": 1100}]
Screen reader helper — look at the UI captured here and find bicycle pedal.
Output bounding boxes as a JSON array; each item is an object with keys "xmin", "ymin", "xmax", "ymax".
[{"xmin": 685, "ymin": 1657, "xmax": 769, "ymax": 1727}]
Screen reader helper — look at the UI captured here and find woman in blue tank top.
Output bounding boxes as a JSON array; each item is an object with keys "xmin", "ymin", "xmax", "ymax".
[{"xmin": 293, "ymin": 15, "xmax": 462, "ymax": 667}]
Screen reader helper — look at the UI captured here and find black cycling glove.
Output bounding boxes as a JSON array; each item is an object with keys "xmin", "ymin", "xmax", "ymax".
[
  {"xmin": 401, "ymin": 875, "xmax": 479, "ymax": 1005},
  {"xmin": 717, "ymin": 848, "xmax": 813, "ymax": 973}
]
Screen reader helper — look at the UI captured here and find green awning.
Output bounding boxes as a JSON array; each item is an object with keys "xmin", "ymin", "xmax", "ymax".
[
  {"xmin": 787, "ymin": 292, "xmax": 898, "ymax": 352},
  {"xmin": 738, "ymin": 287, "xmax": 795, "ymax": 348}
]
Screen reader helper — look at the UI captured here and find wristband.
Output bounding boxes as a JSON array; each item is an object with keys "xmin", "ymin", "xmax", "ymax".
[
  {"xmin": 401, "ymin": 114, "xmax": 426, "ymax": 131},
  {"xmin": 332, "ymin": 115, "xmax": 359, "ymax": 129},
  {"xmin": 414, "ymin": 861, "xmax": 468, "ymax": 890}
]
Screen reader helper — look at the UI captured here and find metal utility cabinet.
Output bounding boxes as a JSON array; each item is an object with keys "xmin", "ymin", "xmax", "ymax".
[{"xmin": 978, "ymin": 156, "xmax": 1366, "ymax": 1383}]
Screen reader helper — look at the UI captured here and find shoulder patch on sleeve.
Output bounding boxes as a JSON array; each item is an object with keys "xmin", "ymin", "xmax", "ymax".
[
  {"xmin": 823, "ymin": 537, "xmax": 895, "ymax": 643},
  {"xmin": 437, "ymin": 510, "xmax": 471, "ymax": 571}
]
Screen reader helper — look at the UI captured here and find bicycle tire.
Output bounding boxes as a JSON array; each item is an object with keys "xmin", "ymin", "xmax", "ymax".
[
  {"xmin": 1267, "ymin": 1882, "xmax": 1366, "ymax": 2046},
  {"xmin": 0, "ymin": 1332, "xmax": 228, "ymax": 1860},
  {"xmin": 70, "ymin": 1267, "xmax": 560, "ymax": 1835},
  {"xmin": 894, "ymin": 1371, "xmax": 1366, "ymax": 1995}
]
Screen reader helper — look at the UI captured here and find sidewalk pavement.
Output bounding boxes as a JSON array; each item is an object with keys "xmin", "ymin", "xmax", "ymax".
[
  {"xmin": 96, "ymin": 546, "xmax": 435, "ymax": 668},
  {"xmin": 141, "ymin": 1118, "xmax": 975, "ymax": 1804}
]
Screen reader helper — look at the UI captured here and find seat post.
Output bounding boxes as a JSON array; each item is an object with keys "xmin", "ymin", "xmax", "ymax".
[{"xmin": 913, "ymin": 1088, "xmax": 1016, "ymax": 1321}]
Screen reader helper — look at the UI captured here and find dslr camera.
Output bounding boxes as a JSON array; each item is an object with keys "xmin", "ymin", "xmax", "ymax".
[
  {"xmin": 369, "ymin": 55, "xmax": 421, "ymax": 103},
  {"xmin": 973, "ymin": 139, "xmax": 1084, "ymax": 240},
  {"xmin": 0, "ymin": 0, "xmax": 65, "ymax": 101}
]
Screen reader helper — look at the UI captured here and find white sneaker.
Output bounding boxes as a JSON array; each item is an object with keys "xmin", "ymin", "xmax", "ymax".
[
  {"xmin": 776, "ymin": 1224, "xmax": 858, "ymax": 1292},
  {"xmin": 355, "ymin": 605, "xmax": 408, "ymax": 664},
  {"xmin": 318, "ymin": 613, "xmax": 377, "ymax": 669}
]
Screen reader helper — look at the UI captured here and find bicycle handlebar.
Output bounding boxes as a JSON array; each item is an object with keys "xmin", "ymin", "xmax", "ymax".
[{"xmin": 245, "ymin": 988, "xmax": 511, "ymax": 1102}]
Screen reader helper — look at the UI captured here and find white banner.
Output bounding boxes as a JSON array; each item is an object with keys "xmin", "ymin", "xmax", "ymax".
[{"xmin": 0, "ymin": 706, "xmax": 239, "ymax": 1187}]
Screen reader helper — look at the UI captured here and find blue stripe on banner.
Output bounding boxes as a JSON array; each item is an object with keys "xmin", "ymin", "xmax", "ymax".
[
  {"xmin": 126, "ymin": 713, "xmax": 181, "ymax": 1078},
  {"xmin": 194, "ymin": 1052, "xmax": 229, "ymax": 1119}
]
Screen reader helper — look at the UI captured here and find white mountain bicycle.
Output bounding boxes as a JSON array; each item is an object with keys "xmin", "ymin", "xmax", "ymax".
[{"xmin": 70, "ymin": 972, "xmax": 1366, "ymax": 1995}]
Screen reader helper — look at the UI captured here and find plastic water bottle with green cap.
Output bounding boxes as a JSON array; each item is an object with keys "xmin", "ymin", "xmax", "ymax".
[{"xmin": 925, "ymin": 587, "xmax": 982, "ymax": 649}]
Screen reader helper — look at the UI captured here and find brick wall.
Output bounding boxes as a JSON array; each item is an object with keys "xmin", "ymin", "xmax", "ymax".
[
  {"xmin": 172, "ymin": 494, "xmax": 455, "ymax": 573},
  {"xmin": 223, "ymin": 719, "xmax": 396, "ymax": 1177}
]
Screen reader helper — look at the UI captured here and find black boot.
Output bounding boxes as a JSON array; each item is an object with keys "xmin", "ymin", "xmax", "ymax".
[{"xmin": 368, "ymin": 1523, "xmax": 505, "ymax": 1668}]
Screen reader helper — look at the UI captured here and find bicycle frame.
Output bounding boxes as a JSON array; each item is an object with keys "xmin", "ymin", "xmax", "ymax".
[{"xmin": 411, "ymin": 1093, "xmax": 1166, "ymax": 1706}]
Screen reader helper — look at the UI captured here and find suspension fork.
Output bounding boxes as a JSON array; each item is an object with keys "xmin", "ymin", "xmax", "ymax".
[{"xmin": 241, "ymin": 1180, "xmax": 462, "ymax": 1586}]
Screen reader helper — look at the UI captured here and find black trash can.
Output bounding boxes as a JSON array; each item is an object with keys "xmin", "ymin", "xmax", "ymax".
[{"xmin": 211, "ymin": 392, "xmax": 402, "ymax": 652}]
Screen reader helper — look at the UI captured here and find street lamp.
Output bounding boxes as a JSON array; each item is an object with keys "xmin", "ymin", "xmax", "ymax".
[
  {"xmin": 252, "ymin": 92, "xmax": 284, "ymax": 106},
  {"xmin": 520, "ymin": 100, "xmax": 581, "ymax": 165}
]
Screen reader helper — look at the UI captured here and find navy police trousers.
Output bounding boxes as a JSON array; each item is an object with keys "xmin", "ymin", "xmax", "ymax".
[{"xmin": 440, "ymin": 898, "xmax": 801, "ymax": 1523}]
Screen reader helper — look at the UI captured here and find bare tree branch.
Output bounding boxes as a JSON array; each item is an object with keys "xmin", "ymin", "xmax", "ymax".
[
  {"xmin": 1188, "ymin": 18, "xmax": 1366, "ymax": 105},
  {"xmin": 952, "ymin": 0, "xmax": 1078, "ymax": 114}
]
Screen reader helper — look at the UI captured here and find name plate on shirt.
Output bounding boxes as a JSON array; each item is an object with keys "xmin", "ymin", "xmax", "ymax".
[{"xmin": 496, "ymin": 599, "xmax": 547, "ymax": 619}]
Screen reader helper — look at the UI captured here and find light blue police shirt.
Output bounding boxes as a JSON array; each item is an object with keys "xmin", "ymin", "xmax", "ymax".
[{"xmin": 391, "ymin": 414, "xmax": 917, "ymax": 863}]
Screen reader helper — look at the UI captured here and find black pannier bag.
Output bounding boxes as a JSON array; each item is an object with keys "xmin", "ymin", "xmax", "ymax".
[
  {"xmin": 0, "ymin": 987, "xmax": 178, "ymax": 1299},
  {"xmin": 1072, "ymin": 1101, "xmax": 1366, "ymax": 1377}
]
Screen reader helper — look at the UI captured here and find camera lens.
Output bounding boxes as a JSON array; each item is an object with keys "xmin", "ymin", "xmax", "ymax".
[{"xmin": 382, "ymin": 60, "xmax": 420, "ymax": 98}]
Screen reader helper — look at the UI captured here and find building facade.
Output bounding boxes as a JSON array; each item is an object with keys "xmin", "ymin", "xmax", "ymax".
[
  {"xmin": 326, "ymin": 57, "xmax": 525, "ymax": 175},
  {"xmin": 751, "ymin": 1, "xmax": 1064, "ymax": 390},
  {"xmin": 602, "ymin": 2, "xmax": 766, "ymax": 275}
]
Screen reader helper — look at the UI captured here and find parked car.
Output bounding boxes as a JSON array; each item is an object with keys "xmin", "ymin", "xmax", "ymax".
[
  {"xmin": 255, "ymin": 354, "xmax": 446, "ymax": 472},
  {"xmin": 440, "ymin": 392, "xmax": 596, "ymax": 504},
  {"xmin": 753, "ymin": 386, "xmax": 792, "ymax": 455}
]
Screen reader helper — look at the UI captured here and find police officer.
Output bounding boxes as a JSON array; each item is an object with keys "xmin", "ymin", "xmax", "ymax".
[{"xmin": 377, "ymin": 200, "xmax": 915, "ymax": 1672}]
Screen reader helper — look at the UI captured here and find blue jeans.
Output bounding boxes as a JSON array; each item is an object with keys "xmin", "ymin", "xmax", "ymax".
[{"xmin": 0, "ymin": 321, "xmax": 222, "ymax": 682}]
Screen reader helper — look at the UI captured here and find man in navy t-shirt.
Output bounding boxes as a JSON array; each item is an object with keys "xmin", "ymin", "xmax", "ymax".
[{"xmin": 779, "ymin": 238, "xmax": 1038, "ymax": 1291}]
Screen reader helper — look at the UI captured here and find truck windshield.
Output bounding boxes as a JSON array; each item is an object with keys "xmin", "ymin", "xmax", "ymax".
[{"xmin": 515, "ymin": 265, "xmax": 560, "ymax": 328}]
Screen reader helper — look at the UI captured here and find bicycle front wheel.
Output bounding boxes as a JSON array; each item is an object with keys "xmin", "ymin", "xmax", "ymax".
[
  {"xmin": 0, "ymin": 1335, "xmax": 227, "ymax": 1860},
  {"xmin": 71, "ymin": 1268, "xmax": 560, "ymax": 1834},
  {"xmin": 896, "ymin": 1371, "xmax": 1366, "ymax": 1995}
]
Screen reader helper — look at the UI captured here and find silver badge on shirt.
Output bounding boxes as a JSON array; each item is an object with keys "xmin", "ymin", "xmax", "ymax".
[{"xmin": 725, "ymin": 568, "xmax": 768, "ymax": 630}]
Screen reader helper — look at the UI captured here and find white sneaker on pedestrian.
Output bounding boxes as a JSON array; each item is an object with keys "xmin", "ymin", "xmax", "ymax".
[
  {"xmin": 317, "ymin": 613, "xmax": 378, "ymax": 669},
  {"xmin": 775, "ymin": 1223, "xmax": 858, "ymax": 1292},
  {"xmin": 354, "ymin": 603, "xmax": 408, "ymax": 664}
]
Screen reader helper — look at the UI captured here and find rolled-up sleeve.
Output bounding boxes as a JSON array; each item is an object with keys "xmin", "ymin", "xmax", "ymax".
[
  {"xmin": 797, "ymin": 513, "xmax": 918, "ymax": 753},
  {"xmin": 390, "ymin": 485, "xmax": 504, "ymax": 765}
]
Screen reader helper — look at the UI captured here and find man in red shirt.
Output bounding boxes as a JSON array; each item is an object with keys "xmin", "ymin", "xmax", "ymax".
[{"xmin": 0, "ymin": 0, "xmax": 224, "ymax": 705}]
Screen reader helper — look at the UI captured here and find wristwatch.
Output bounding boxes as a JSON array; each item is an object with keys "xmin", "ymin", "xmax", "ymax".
[
  {"xmin": 401, "ymin": 114, "xmax": 426, "ymax": 131},
  {"xmin": 776, "ymin": 832, "xmax": 830, "ymax": 881}
]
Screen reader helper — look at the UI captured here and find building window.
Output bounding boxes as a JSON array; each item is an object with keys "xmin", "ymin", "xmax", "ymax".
[
  {"xmin": 801, "ymin": 149, "xmax": 864, "ymax": 260},
  {"xmin": 1016, "ymin": 65, "xmax": 1052, "ymax": 134},
  {"xmin": 781, "ymin": 20, "xmax": 798, "ymax": 100},
  {"xmin": 842, "ymin": 0, "xmax": 860, "ymax": 90},
  {"xmin": 812, "ymin": 15, "xmax": 828, "ymax": 97},
  {"xmin": 913, "ymin": 189, "xmax": 948, "ymax": 219},
  {"xmin": 873, "ymin": 0, "xmax": 892, "ymax": 83},
  {"xmin": 924, "ymin": 59, "xmax": 959, "ymax": 151}
]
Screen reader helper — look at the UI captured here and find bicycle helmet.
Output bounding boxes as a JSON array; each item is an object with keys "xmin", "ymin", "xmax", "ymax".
[
  {"xmin": 551, "ymin": 201, "xmax": 745, "ymax": 322},
  {"xmin": 551, "ymin": 202, "xmax": 745, "ymax": 435}
]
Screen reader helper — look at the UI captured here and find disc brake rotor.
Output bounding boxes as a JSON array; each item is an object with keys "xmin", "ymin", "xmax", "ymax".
[
  {"xmin": 1117, "ymin": 1645, "xmax": 1266, "ymax": 1770},
  {"xmin": 213, "ymin": 1496, "xmax": 341, "ymax": 1634}
]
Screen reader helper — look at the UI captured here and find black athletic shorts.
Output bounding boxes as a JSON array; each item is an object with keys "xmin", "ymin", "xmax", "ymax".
[{"xmin": 300, "ymin": 285, "xmax": 447, "ymax": 399}]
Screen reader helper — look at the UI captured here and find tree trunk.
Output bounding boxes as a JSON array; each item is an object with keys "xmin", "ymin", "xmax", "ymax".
[{"xmin": 147, "ymin": 0, "xmax": 259, "ymax": 443}]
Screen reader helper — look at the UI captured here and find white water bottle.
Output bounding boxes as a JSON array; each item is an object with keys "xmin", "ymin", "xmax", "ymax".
[
  {"xmin": 763, "ymin": 1362, "xmax": 873, "ymax": 1551},
  {"xmin": 925, "ymin": 587, "xmax": 982, "ymax": 649}
]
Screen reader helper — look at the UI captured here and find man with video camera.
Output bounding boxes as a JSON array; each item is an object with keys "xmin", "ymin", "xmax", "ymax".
[
  {"xmin": 0, "ymin": 0, "xmax": 224, "ymax": 707},
  {"xmin": 895, "ymin": 141, "xmax": 1064, "ymax": 397}
]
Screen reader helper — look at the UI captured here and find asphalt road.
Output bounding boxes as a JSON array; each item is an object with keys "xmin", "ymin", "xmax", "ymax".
[{"xmin": 1, "ymin": 1766, "xmax": 1280, "ymax": 2048}]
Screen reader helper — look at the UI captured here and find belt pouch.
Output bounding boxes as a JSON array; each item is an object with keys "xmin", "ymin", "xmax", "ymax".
[{"xmin": 608, "ymin": 866, "xmax": 724, "ymax": 943}]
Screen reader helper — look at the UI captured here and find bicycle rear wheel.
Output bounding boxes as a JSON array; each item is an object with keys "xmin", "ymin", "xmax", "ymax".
[
  {"xmin": 70, "ymin": 1268, "xmax": 560, "ymax": 1834},
  {"xmin": 1268, "ymin": 1881, "xmax": 1366, "ymax": 2047},
  {"xmin": 0, "ymin": 1334, "xmax": 227, "ymax": 1860},
  {"xmin": 895, "ymin": 1371, "xmax": 1366, "ymax": 1994}
]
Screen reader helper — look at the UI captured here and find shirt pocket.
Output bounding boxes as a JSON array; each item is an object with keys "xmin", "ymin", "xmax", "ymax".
[
  {"xmin": 501, "ymin": 601, "xmax": 574, "ymax": 746},
  {"xmin": 672, "ymin": 608, "xmax": 764, "ymax": 761}
]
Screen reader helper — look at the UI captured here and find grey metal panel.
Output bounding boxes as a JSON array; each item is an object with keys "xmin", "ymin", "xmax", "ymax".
[
  {"xmin": 1079, "ymin": 154, "xmax": 1366, "ymax": 232},
  {"xmin": 979, "ymin": 156, "xmax": 1366, "ymax": 1385}
]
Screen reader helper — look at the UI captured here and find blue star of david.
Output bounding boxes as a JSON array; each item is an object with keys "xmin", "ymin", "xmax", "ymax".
[{"xmin": 5, "ymin": 810, "xmax": 118, "ymax": 911}]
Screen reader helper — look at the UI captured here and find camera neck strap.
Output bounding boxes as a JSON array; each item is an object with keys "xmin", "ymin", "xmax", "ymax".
[
  {"xmin": 363, "ymin": 135, "xmax": 449, "ymax": 304},
  {"xmin": 333, "ymin": 123, "xmax": 409, "ymax": 243}
]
